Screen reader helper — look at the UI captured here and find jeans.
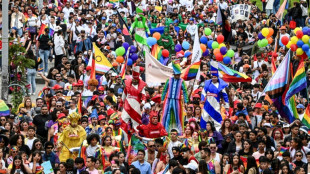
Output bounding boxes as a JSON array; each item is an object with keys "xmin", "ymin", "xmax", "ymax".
[
  {"xmin": 27, "ymin": 68, "xmax": 37, "ymax": 93},
  {"xmin": 39, "ymin": 49, "xmax": 50, "ymax": 73},
  {"xmin": 266, "ymin": 9, "xmax": 273, "ymax": 17},
  {"xmin": 76, "ymin": 38, "xmax": 92, "ymax": 52}
]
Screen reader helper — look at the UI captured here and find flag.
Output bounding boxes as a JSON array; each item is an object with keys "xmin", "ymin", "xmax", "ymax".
[
  {"xmin": 109, "ymin": 0, "xmax": 124, "ymax": 2},
  {"xmin": 0, "ymin": 100, "xmax": 10, "ymax": 116},
  {"xmin": 240, "ymin": 156, "xmax": 248, "ymax": 169},
  {"xmin": 82, "ymin": 96, "xmax": 93, "ymax": 107},
  {"xmin": 218, "ymin": 63, "xmax": 252, "ymax": 82},
  {"xmin": 287, "ymin": 96, "xmax": 298, "ymax": 120},
  {"xmin": 116, "ymin": 10, "xmax": 134, "ymax": 46},
  {"xmin": 302, "ymin": 104, "xmax": 310, "ymax": 128},
  {"xmin": 151, "ymin": 44, "xmax": 162, "ymax": 61},
  {"xmin": 216, "ymin": 6, "xmax": 223, "ymax": 25},
  {"xmin": 218, "ymin": 6, "xmax": 232, "ymax": 42},
  {"xmin": 272, "ymin": 38, "xmax": 278, "ymax": 75},
  {"xmin": 37, "ymin": 90, "xmax": 44, "ymax": 98},
  {"xmin": 92, "ymin": 43, "xmax": 113, "ymax": 74},
  {"xmin": 49, "ymin": 28, "xmax": 54, "ymax": 37},
  {"xmin": 77, "ymin": 94, "xmax": 82, "ymax": 114},
  {"xmin": 90, "ymin": 49, "xmax": 96, "ymax": 79},
  {"xmin": 38, "ymin": 24, "xmax": 47, "ymax": 36},
  {"xmin": 150, "ymin": 26, "xmax": 165, "ymax": 34},
  {"xmin": 192, "ymin": 26, "xmax": 202, "ymax": 64},
  {"xmin": 285, "ymin": 60, "xmax": 307, "ymax": 103},
  {"xmin": 279, "ymin": 146, "xmax": 289, "ymax": 156},
  {"xmin": 276, "ymin": 0, "xmax": 287, "ymax": 23},
  {"xmin": 181, "ymin": 61, "xmax": 201, "ymax": 81},
  {"xmin": 126, "ymin": 135, "xmax": 146, "ymax": 165}
]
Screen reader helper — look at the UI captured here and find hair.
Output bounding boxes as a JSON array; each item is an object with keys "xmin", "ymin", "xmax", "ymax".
[
  {"xmin": 101, "ymin": 136, "xmax": 112, "ymax": 146},
  {"xmin": 75, "ymin": 157, "xmax": 85, "ymax": 165},
  {"xmin": 44, "ymin": 141, "xmax": 54, "ymax": 149},
  {"xmin": 292, "ymin": 137, "xmax": 303, "ymax": 150},
  {"xmin": 137, "ymin": 149, "xmax": 145, "ymax": 156},
  {"xmin": 265, "ymin": 148, "xmax": 274, "ymax": 162},
  {"xmin": 198, "ymin": 160, "xmax": 209, "ymax": 173},
  {"xmin": 206, "ymin": 121, "xmax": 216, "ymax": 132},
  {"xmin": 198, "ymin": 141, "xmax": 208, "ymax": 151},
  {"xmin": 280, "ymin": 162, "xmax": 292, "ymax": 174},
  {"xmin": 245, "ymin": 156, "xmax": 258, "ymax": 174},
  {"xmin": 242, "ymin": 139, "xmax": 253, "ymax": 154},
  {"xmin": 31, "ymin": 139, "xmax": 43, "ymax": 152},
  {"xmin": 87, "ymin": 156, "xmax": 96, "ymax": 163},
  {"xmin": 10, "ymin": 155, "xmax": 27, "ymax": 174},
  {"xmin": 180, "ymin": 147, "xmax": 191, "ymax": 153},
  {"xmin": 271, "ymin": 128, "xmax": 284, "ymax": 140},
  {"xmin": 172, "ymin": 167, "xmax": 185, "ymax": 174},
  {"xmin": 220, "ymin": 118, "xmax": 232, "ymax": 135},
  {"xmin": 9, "ymin": 134, "xmax": 25, "ymax": 146},
  {"xmin": 169, "ymin": 160, "xmax": 178, "ymax": 169},
  {"xmin": 229, "ymin": 153, "xmax": 242, "ymax": 167},
  {"xmin": 30, "ymin": 151, "xmax": 43, "ymax": 164},
  {"xmin": 130, "ymin": 168, "xmax": 141, "ymax": 174},
  {"xmin": 156, "ymin": 147, "xmax": 167, "ymax": 158},
  {"xmin": 87, "ymin": 134, "xmax": 100, "ymax": 145}
]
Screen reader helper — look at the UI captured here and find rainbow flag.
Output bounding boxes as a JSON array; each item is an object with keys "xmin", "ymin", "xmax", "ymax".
[
  {"xmin": 38, "ymin": 24, "xmax": 48, "ymax": 36},
  {"xmin": 109, "ymin": 0, "xmax": 124, "ymax": 2},
  {"xmin": 49, "ymin": 28, "xmax": 54, "ymax": 37},
  {"xmin": 287, "ymin": 96, "xmax": 298, "ymax": 120},
  {"xmin": 37, "ymin": 90, "xmax": 44, "ymax": 98},
  {"xmin": 303, "ymin": 104, "xmax": 310, "ymax": 128},
  {"xmin": 240, "ymin": 156, "xmax": 248, "ymax": 169},
  {"xmin": 279, "ymin": 146, "xmax": 289, "ymax": 156},
  {"xmin": 0, "ymin": 100, "xmax": 10, "ymax": 116},
  {"xmin": 126, "ymin": 135, "xmax": 146, "ymax": 165},
  {"xmin": 93, "ymin": 43, "xmax": 112, "ymax": 74},
  {"xmin": 82, "ymin": 96, "xmax": 93, "ymax": 107},
  {"xmin": 151, "ymin": 44, "xmax": 162, "ymax": 61},
  {"xmin": 181, "ymin": 61, "xmax": 200, "ymax": 81},
  {"xmin": 218, "ymin": 63, "xmax": 252, "ymax": 82},
  {"xmin": 77, "ymin": 95, "xmax": 82, "ymax": 114}
]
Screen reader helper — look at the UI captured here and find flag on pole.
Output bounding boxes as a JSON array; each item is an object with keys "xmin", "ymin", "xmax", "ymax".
[
  {"xmin": 77, "ymin": 94, "xmax": 82, "ymax": 114},
  {"xmin": 218, "ymin": 63, "xmax": 252, "ymax": 82},
  {"xmin": 151, "ymin": 44, "xmax": 162, "ymax": 61},
  {"xmin": 302, "ymin": 104, "xmax": 310, "ymax": 128},
  {"xmin": 181, "ymin": 61, "xmax": 201, "ymax": 81},
  {"xmin": 216, "ymin": 6, "xmax": 223, "ymax": 25},
  {"xmin": 92, "ymin": 43, "xmax": 113, "ymax": 74},
  {"xmin": 116, "ymin": 10, "xmax": 134, "ymax": 46},
  {"xmin": 38, "ymin": 24, "xmax": 47, "ymax": 36},
  {"xmin": 276, "ymin": 0, "xmax": 288, "ymax": 23}
]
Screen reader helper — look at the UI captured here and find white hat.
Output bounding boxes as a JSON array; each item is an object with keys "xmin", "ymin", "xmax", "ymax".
[
  {"xmin": 283, "ymin": 124, "xmax": 290, "ymax": 128},
  {"xmin": 184, "ymin": 162, "xmax": 198, "ymax": 171},
  {"xmin": 144, "ymin": 103, "xmax": 151, "ymax": 109},
  {"xmin": 111, "ymin": 72, "xmax": 117, "ymax": 77},
  {"xmin": 86, "ymin": 14, "xmax": 92, "ymax": 18},
  {"xmin": 263, "ymin": 123, "xmax": 272, "ymax": 127}
]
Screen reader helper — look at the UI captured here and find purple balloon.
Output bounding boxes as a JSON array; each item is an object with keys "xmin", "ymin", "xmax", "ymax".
[
  {"xmin": 220, "ymin": 47, "xmax": 227, "ymax": 55},
  {"xmin": 131, "ymin": 53, "xmax": 138, "ymax": 62},
  {"xmin": 202, "ymin": 50, "xmax": 209, "ymax": 56},
  {"xmin": 122, "ymin": 42, "xmax": 129, "ymax": 50},
  {"xmin": 130, "ymin": 46, "xmax": 137, "ymax": 53},
  {"xmin": 258, "ymin": 32, "xmax": 264, "ymax": 40},
  {"xmin": 175, "ymin": 44, "xmax": 182, "ymax": 52}
]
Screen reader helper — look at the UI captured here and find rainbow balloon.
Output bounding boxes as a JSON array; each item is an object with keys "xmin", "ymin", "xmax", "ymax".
[{"xmin": 0, "ymin": 100, "xmax": 10, "ymax": 116}]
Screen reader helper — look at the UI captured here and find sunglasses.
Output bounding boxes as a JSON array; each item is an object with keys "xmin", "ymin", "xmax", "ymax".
[
  {"xmin": 56, "ymin": 76, "xmax": 61, "ymax": 78},
  {"xmin": 296, "ymin": 155, "xmax": 302, "ymax": 157},
  {"xmin": 46, "ymin": 147, "xmax": 53, "ymax": 149},
  {"xmin": 1, "ymin": 119, "xmax": 5, "ymax": 121},
  {"xmin": 56, "ymin": 105, "xmax": 62, "ymax": 107},
  {"xmin": 148, "ymin": 145, "xmax": 155, "ymax": 148},
  {"xmin": 12, "ymin": 151, "xmax": 17, "ymax": 153}
]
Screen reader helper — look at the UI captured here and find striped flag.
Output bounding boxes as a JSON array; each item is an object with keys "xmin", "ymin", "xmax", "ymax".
[
  {"xmin": 38, "ymin": 24, "xmax": 47, "ymax": 36},
  {"xmin": 37, "ymin": 90, "xmax": 44, "ymax": 98},
  {"xmin": 218, "ymin": 63, "xmax": 252, "ymax": 82},
  {"xmin": 151, "ymin": 44, "xmax": 162, "ymax": 61},
  {"xmin": 302, "ymin": 104, "xmax": 310, "ymax": 128},
  {"xmin": 181, "ymin": 61, "xmax": 201, "ymax": 81},
  {"xmin": 92, "ymin": 43, "xmax": 113, "ymax": 74},
  {"xmin": 77, "ymin": 94, "xmax": 82, "ymax": 114},
  {"xmin": 276, "ymin": 0, "xmax": 287, "ymax": 24},
  {"xmin": 116, "ymin": 10, "xmax": 134, "ymax": 46}
]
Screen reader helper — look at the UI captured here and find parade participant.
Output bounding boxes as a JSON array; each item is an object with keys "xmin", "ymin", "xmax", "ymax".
[
  {"xmin": 137, "ymin": 111, "xmax": 168, "ymax": 138},
  {"xmin": 161, "ymin": 62, "xmax": 188, "ymax": 135},
  {"xmin": 158, "ymin": 27, "xmax": 175, "ymax": 54},
  {"xmin": 130, "ymin": 7, "xmax": 150, "ymax": 48}
]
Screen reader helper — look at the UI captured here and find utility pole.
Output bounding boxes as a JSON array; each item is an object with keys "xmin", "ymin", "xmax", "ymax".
[
  {"xmin": 1, "ymin": 0, "xmax": 9, "ymax": 102},
  {"xmin": 39, "ymin": 0, "xmax": 43, "ymax": 12}
]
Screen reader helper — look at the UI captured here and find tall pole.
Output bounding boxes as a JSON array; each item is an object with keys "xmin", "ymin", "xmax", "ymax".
[{"xmin": 1, "ymin": 0, "xmax": 9, "ymax": 102}]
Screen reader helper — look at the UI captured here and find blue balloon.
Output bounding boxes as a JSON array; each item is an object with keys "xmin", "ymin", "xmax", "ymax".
[
  {"xmin": 202, "ymin": 50, "xmax": 209, "ymax": 57},
  {"xmin": 147, "ymin": 37, "xmax": 157, "ymax": 46},
  {"xmin": 175, "ymin": 44, "xmax": 182, "ymax": 52},
  {"xmin": 297, "ymin": 40, "xmax": 304, "ymax": 48},
  {"xmin": 220, "ymin": 47, "xmax": 227, "ymax": 55},
  {"xmin": 223, "ymin": 56, "xmax": 231, "ymax": 64},
  {"xmin": 184, "ymin": 51, "xmax": 192, "ymax": 57},
  {"xmin": 130, "ymin": 46, "xmax": 137, "ymax": 53},
  {"xmin": 207, "ymin": 40, "xmax": 213, "ymax": 48},
  {"xmin": 307, "ymin": 50, "xmax": 310, "ymax": 56},
  {"xmin": 127, "ymin": 59, "xmax": 133, "ymax": 66},
  {"xmin": 182, "ymin": 41, "xmax": 190, "ymax": 50},
  {"xmin": 200, "ymin": 36, "xmax": 208, "ymax": 44},
  {"xmin": 302, "ymin": 44, "xmax": 310, "ymax": 52},
  {"xmin": 258, "ymin": 32, "xmax": 265, "ymax": 40},
  {"xmin": 122, "ymin": 42, "xmax": 129, "ymax": 51},
  {"xmin": 303, "ymin": 27, "xmax": 309, "ymax": 34},
  {"xmin": 131, "ymin": 53, "xmax": 138, "ymax": 62}
]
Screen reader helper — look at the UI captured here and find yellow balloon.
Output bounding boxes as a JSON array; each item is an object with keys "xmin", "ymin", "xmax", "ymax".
[
  {"xmin": 286, "ymin": 41, "xmax": 292, "ymax": 49},
  {"xmin": 294, "ymin": 27, "xmax": 302, "ymax": 34},
  {"xmin": 219, "ymin": 43, "xmax": 226, "ymax": 48},
  {"xmin": 262, "ymin": 28, "xmax": 269, "ymax": 37},
  {"xmin": 302, "ymin": 35, "xmax": 309, "ymax": 43},
  {"xmin": 296, "ymin": 48, "xmax": 304, "ymax": 55},
  {"xmin": 291, "ymin": 36, "xmax": 299, "ymax": 44}
]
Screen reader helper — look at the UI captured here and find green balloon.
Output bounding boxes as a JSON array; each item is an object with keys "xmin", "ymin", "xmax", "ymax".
[
  {"xmin": 204, "ymin": 28, "xmax": 212, "ymax": 36},
  {"xmin": 261, "ymin": 39, "xmax": 268, "ymax": 47},
  {"xmin": 211, "ymin": 41, "xmax": 219, "ymax": 49},
  {"xmin": 257, "ymin": 40, "xmax": 262, "ymax": 47},
  {"xmin": 116, "ymin": 47, "xmax": 125, "ymax": 56},
  {"xmin": 227, "ymin": 50, "xmax": 235, "ymax": 57}
]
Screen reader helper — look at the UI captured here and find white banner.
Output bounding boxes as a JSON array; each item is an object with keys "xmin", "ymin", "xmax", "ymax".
[
  {"xmin": 145, "ymin": 50, "xmax": 173, "ymax": 86},
  {"xmin": 229, "ymin": 4, "xmax": 251, "ymax": 23}
]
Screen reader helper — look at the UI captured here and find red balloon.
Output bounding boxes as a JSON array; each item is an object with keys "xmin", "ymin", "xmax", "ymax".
[
  {"xmin": 162, "ymin": 49, "xmax": 169, "ymax": 58},
  {"xmin": 301, "ymin": 52, "xmax": 308, "ymax": 60},
  {"xmin": 215, "ymin": 53, "xmax": 223, "ymax": 61},
  {"xmin": 290, "ymin": 44, "xmax": 297, "ymax": 51},
  {"xmin": 296, "ymin": 30, "xmax": 303, "ymax": 39},
  {"xmin": 281, "ymin": 36, "xmax": 289, "ymax": 45},
  {"xmin": 178, "ymin": 50, "xmax": 184, "ymax": 55},
  {"xmin": 217, "ymin": 35, "xmax": 225, "ymax": 44}
]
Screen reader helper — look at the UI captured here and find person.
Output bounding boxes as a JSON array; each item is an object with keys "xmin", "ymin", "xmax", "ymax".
[
  {"xmin": 38, "ymin": 28, "xmax": 53, "ymax": 75},
  {"xmin": 32, "ymin": 105, "xmax": 51, "ymax": 144},
  {"xmin": 8, "ymin": 155, "xmax": 32, "ymax": 174},
  {"xmin": 132, "ymin": 150, "xmax": 152, "ymax": 174},
  {"xmin": 180, "ymin": 147, "xmax": 198, "ymax": 171},
  {"xmin": 137, "ymin": 111, "xmax": 168, "ymax": 138},
  {"xmin": 42, "ymin": 141, "xmax": 59, "ymax": 168},
  {"xmin": 86, "ymin": 156, "xmax": 101, "ymax": 174},
  {"xmin": 54, "ymin": 30, "xmax": 66, "ymax": 67},
  {"xmin": 79, "ymin": 134, "xmax": 104, "ymax": 164},
  {"xmin": 161, "ymin": 62, "xmax": 188, "ymax": 134}
]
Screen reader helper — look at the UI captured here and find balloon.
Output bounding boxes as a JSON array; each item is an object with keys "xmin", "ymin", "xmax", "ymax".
[
  {"xmin": 204, "ymin": 28, "xmax": 212, "ymax": 36},
  {"xmin": 147, "ymin": 37, "xmax": 157, "ymax": 46},
  {"xmin": 306, "ymin": 50, "xmax": 310, "ymax": 57},
  {"xmin": 184, "ymin": 51, "xmax": 192, "ymax": 57},
  {"xmin": 122, "ymin": 42, "xmax": 129, "ymax": 51},
  {"xmin": 182, "ymin": 41, "xmax": 190, "ymax": 50},
  {"xmin": 213, "ymin": 48, "xmax": 220, "ymax": 55},
  {"xmin": 200, "ymin": 44, "xmax": 207, "ymax": 52},
  {"xmin": 116, "ymin": 56, "xmax": 124, "ymax": 63},
  {"xmin": 290, "ymin": 44, "xmax": 297, "ymax": 51},
  {"xmin": 116, "ymin": 47, "xmax": 126, "ymax": 56},
  {"xmin": 200, "ymin": 36, "xmax": 208, "ymax": 44},
  {"xmin": 202, "ymin": 50, "xmax": 209, "ymax": 56},
  {"xmin": 302, "ymin": 44, "xmax": 310, "ymax": 52},
  {"xmin": 112, "ymin": 62, "xmax": 118, "ymax": 67},
  {"xmin": 220, "ymin": 47, "xmax": 227, "ymax": 55},
  {"xmin": 272, "ymin": 52, "xmax": 278, "ymax": 58},
  {"xmin": 175, "ymin": 44, "xmax": 182, "ymax": 52},
  {"xmin": 302, "ymin": 35, "xmax": 309, "ymax": 43},
  {"xmin": 131, "ymin": 53, "xmax": 138, "ymax": 62},
  {"xmin": 258, "ymin": 33, "xmax": 264, "ymax": 40},
  {"xmin": 223, "ymin": 56, "xmax": 231, "ymax": 64},
  {"xmin": 297, "ymin": 40, "xmax": 304, "ymax": 48},
  {"xmin": 217, "ymin": 35, "xmax": 225, "ymax": 44},
  {"xmin": 130, "ymin": 46, "xmax": 137, "ymax": 53},
  {"xmin": 262, "ymin": 28, "xmax": 269, "ymax": 37},
  {"xmin": 296, "ymin": 48, "xmax": 304, "ymax": 56},
  {"xmin": 294, "ymin": 27, "xmax": 302, "ymax": 34},
  {"xmin": 212, "ymin": 41, "xmax": 219, "ymax": 49},
  {"xmin": 267, "ymin": 37, "xmax": 273, "ymax": 44},
  {"xmin": 281, "ymin": 36, "xmax": 289, "ymax": 45},
  {"xmin": 127, "ymin": 59, "xmax": 133, "ymax": 66},
  {"xmin": 261, "ymin": 39, "xmax": 268, "ymax": 47},
  {"xmin": 153, "ymin": 32, "xmax": 161, "ymax": 40},
  {"xmin": 162, "ymin": 49, "xmax": 169, "ymax": 57},
  {"xmin": 301, "ymin": 52, "xmax": 308, "ymax": 59},
  {"xmin": 286, "ymin": 41, "xmax": 292, "ymax": 49},
  {"xmin": 227, "ymin": 50, "xmax": 235, "ymax": 57},
  {"xmin": 179, "ymin": 50, "xmax": 185, "ymax": 56},
  {"xmin": 219, "ymin": 43, "xmax": 226, "ymax": 48},
  {"xmin": 302, "ymin": 27, "xmax": 309, "ymax": 34},
  {"xmin": 207, "ymin": 40, "xmax": 213, "ymax": 48},
  {"xmin": 215, "ymin": 53, "xmax": 223, "ymax": 61},
  {"xmin": 296, "ymin": 30, "xmax": 303, "ymax": 39},
  {"xmin": 291, "ymin": 36, "xmax": 298, "ymax": 44},
  {"xmin": 267, "ymin": 28, "xmax": 274, "ymax": 38}
]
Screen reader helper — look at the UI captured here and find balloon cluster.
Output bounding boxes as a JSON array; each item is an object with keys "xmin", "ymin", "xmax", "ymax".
[
  {"xmin": 258, "ymin": 28, "xmax": 274, "ymax": 48},
  {"xmin": 114, "ymin": 42, "xmax": 138, "ymax": 66},
  {"xmin": 281, "ymin": 27, "xmax": 310, "ymax": 59}
]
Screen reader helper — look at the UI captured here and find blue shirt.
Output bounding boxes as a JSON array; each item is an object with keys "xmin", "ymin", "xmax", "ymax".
[{"xmin": 132, "ymin": 160, "xmax": 151, "ymax": 174}]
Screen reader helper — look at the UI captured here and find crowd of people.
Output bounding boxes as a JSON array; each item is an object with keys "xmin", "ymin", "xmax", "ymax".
[{"xmin": 2, "ymin": 0, "xmax": 310, "ymax": 173}]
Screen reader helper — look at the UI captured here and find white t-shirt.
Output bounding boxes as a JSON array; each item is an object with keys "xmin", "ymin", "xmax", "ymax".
[{"xmin": 26, "ymin": 137, "xmax": 37, "ymax": 150}]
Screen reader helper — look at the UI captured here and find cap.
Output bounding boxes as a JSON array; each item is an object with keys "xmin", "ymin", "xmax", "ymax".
[
  {"xmin": 283, "ymin": 124, "xmax": 290, "ymax": 128},
  {"xmin": 183, "ymin": 163, "xmax": 198, "ymax": 171},
  {"xmin": 72, "ymin": 82, "xmax": 78, "ymax": 87},
  {"xmin": 144, "ymin": 103, "xmax": 151, "ymax": 109},
  {"xmin": 151, "ymin": 94, "xmax": 161, "ymax": 104},
  {"xmin": 86, "ymin": 14, "xmax": 92, "ymax": 18},
  {"xmin": 189, "ymin": 18, "xmax": 194, "ymax": 21},
  {"xmin": 279, "ymin": 26, "xmax": 286, "ymax": 30},
  {"xmin": 107, "ymin": 108, "xmax": 115, "ymax": 116},
  {"xmin": 42, "ymin": 86, "xmax": 50, "ymax": 91},
  {"xmin": 77, "ymin": 80, "xmax": 84, "ymax": 86},
  {"xmin": 111, "ymin": 72, "xmax": 117, "ymax": 77},
  {"xmin": 209, "ymin": 20, "xmax": 214, "ymax": 24},
  {"xmin": 263, "ymin": 123, "xmax": 272, "ymax": 127},
  {"xmin": 102, "ymin": 17, "xmax": 106, "ymax": 20},
  {"xmin": 53, "ymin": 84, "xmax": 63, "ymax": 90},
  {"xmin": 86, "ymin": 66, "xmax": 92, "ymax": 71},
  {"xmin": 98, "ymin": 114, "xmax": 106, "ymax": 121},
  {"xmin": 254, "ymin": 103, "xmax": 262, "ymax": 108},
  {"xmin": 243, "ymin": 64, "xmax": 250, "ymax": 68},
  {"xmin": 193, "ymin": 94, "xmax": 200, "ymax": 98},
  {"xmin": 132, "ymin": 66, "xmax": 140, "ymax": 79},
  {"xmin": 98, "ymin": 86, "xmax": 104, "ymax": 91},
  {"xmin": 58, "ymin": 113, "xmax": 66, "ymax": 120},
  {"xmin": 99, "ymin": 102, "xmax": 105, "ymax": 107},
  {"xmin": 297, "ymin": 104, "xmax": 305, "ymax": 109}
]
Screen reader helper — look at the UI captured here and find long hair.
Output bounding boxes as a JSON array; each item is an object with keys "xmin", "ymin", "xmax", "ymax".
[
  {"xmin": 198, "ymin": 160, "xmax": 209, "ymax": 173},
  {"xmin": 245, "ymin": 156, "xmax": 258, "ymax": 174},
  {"xmin": 10, "ymin": 155, "xmax": 27, "ymax": 174},
  {"xmin": 272, "ymin": 128, "xmax": 284, "ymax": 141},
  {"xmin": 220, "ymin": 118, "xmax": 232, "ymax": 135},
  {"xmin": 30, "ymin": 151, "xmax": 43, "ymax": 164},
  {"xmin": 9, "ymin": 134, "xmax": 25, "ymax": 146},
  {"xmin": 31, "ymin": 139, "xmax": 43, "ymax": 152}
]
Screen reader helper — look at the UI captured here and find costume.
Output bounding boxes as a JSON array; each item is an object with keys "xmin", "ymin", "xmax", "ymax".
[
  {"xmin": 85, "ymin": 109, "xmax": 103, "ymax": 135},
  {"xmin": 157, "ymin": 28, "xmax": 175, "ymax": 54},
  {"xmin": 161, "ymin": 62, "xmax": 188, "ymax": 135},
  {"xmin": 121, "ymin": 66, "xmax": 147, "ymax": 129},
  {"xmin": 137, "ymin": 111, "xmax": 168, "ymax": 138},
  {"xmin": 130, "ymin": 7, "xmax": 150, "ymax": 47},
  {"xmin": 58, "ymin": 112, "xmax": 87, "ymax": 162}
]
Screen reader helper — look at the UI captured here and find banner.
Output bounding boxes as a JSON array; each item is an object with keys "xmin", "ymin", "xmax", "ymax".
[
  {"xmin": 229, "ymin": 4, "xmax": 251, "ymax": 23},
  {"xmin": 145, "ymin": 50, "xmax": 173, "ymax": 86}
]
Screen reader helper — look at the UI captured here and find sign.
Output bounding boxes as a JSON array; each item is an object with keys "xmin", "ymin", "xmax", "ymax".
[{"xmin": 229, "ymin": 4, "xmax": 251, "ymax": 23}]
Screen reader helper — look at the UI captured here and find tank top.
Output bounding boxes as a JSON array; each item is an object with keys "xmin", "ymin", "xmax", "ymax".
[
  {"xmin": 207, "ymin": 159, "xmax": 216, "ymax": 174},
  {"xmin": 213, "ymin": 153, "xmax": 221, "ymax": 163}
]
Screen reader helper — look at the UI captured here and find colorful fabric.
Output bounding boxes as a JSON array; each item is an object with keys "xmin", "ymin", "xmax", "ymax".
[
  {"xmin": 302, "ymin": 104, "xmax": 310, "ymax": 128},
  {"xmin": 0, "ymin": 100, "xmax": 10, "ymax": 116},
  {"xmin": 218, "ymin": 62, "xmax": 252, "ymax": 82},
  {"xmin": 151, "ymin": 44, "xmax": 162, "ymax": 61},
  {"xmin": 127, "ymin": 135, "xmax": 146, "ymax": 165},
  {"xmin": 172, "ymin": 62, "xmax": 182, "ymax": 75},
  {"xmin": 93, "ymin": 43, "xmax": 113, "ymax": 74},
  {"xmin": 181, "ymin": 61, "xmax": 200, "ymax": 81}
]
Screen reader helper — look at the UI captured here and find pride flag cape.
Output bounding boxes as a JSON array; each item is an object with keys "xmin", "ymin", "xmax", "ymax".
[
  {"xmin": 218, "ymin": 63, "xmax": 252, "ymax": 82},
  {"xmin": 126, "ymin": 135, "xmax": 146, "ymax": 165},
  {"xmin": 181, "ymin": 61, "xmax": 201, "ymax": 81},
  {"xmin": 0, "ymin": 100, "xmax": 10, "ymax": 116},
  {"xmin": 303, "ymin": 104, "xmax": 310, "ymax": 128}
]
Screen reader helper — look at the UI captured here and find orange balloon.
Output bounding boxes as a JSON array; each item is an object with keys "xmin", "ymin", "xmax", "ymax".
[
  {"xmin": 153, "ymin": 32, "xmax": 161, "ymax": 40},
  {"xmin": 267, "ymin": 28, "xmax": 274, "ymax": 37},
  {"xmin": 213, "ymin": 48, "xmax": 220, "ymax": 55},
  {"xmin": 112, "ymin": 61, "xmax": 118, "ymax": 67},
  {"xmin": 200, "ymin": 44, "xmax": 207, "ymax": 52},
  {"xmin": 267, "ymin": 37, "xmax": 273, "ymax": 44},
  {"xmin": 116, "ymin": 56, "xmax": 124, "ymax": 63}
]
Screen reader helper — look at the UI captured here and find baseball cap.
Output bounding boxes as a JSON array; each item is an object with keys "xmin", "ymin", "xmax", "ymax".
[
  {"xmin": 86, "ymin": 66, "xmax": 92, "ymax": 71},
  {"xmin": 297, "ymin": 104, "xmax": 305, "ymax": 109},
  {"xmin": 102, "ymin": 17, "xmax": 106, "ymax": 20}
]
